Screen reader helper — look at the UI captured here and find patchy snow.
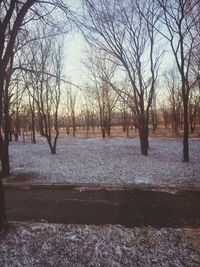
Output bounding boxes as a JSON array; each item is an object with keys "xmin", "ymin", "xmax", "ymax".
[
  {"xmin": 5, "ymin": 136, "xmax": 200, "ymax": 186},
  {"xmin": 2, "ymin": 137, "xmax": 200, "ymax": 265},
  {"xmin": 0, "ymin": 223, "xmax": 200, "ymax": 266}
]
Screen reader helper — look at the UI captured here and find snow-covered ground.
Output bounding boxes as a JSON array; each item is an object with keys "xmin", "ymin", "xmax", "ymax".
[
  {"xmin": 0, "ymin": 223, "xmax": 200, "ymax": 266},
  {"xmin": 2, "ymin": 138, "xmax": 200, "ymax": 266},
  {"xmin": 6, "ymin": 136, "xmax": 200, "ymax": 186}
]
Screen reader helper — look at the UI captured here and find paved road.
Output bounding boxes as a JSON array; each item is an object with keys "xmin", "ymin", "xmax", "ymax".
[{"xmin": 4, "ymin": 184, "xmax": 200, "ymax": 228}]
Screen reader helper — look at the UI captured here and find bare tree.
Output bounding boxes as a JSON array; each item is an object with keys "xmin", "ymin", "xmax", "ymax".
[
  {"xmin": 82, "ymin": 0, "xmax": 161, "ymax": 155},
  {"xmin": 79, "ymin": 97, "xmax": 97, "ymax": 136},
  {"xmin": 162, "ymin": 106, "xmax": 169, "ymax": 129},
  {"xmin": 12, "ymin": 78, "xmax": 23, "ymax": 142},
  {"xmin": 28, "ymin": 84, "xmax": 36, "ymax": 143},
  {"xmin": 151, "ymin": 93, "xmax": 158, "ymax": 134},
  {"xmin": 189, "ymin": 85, "xmax": 200, "ymax": 133},
  {"xmin": 189, "ymin": 42, "xmax": 200, "ymax": 134},
  {"xmin": 156, "ymin": 0, "xmax": 200, "ymax": 161},
  {"xmin": 25, "ymin": 35, "xmax": 63, "ymax": 154},
  {"xmin": 119, "ymin": 97, "xmax": 132, "ymax": 138},
  {"xmin": 0, "ymin": 0, "xmax": 71, "ymax": 230},
  {"xmin": 84, "ymin": 50, "xmax": 118, "ymax": 138},
  {"xmin": 164, "ymin": 69, "xmax": 182, "ymax": 135},
  {"xmin": 66, "ymin": 86, "xmax": 77, "ymax": 137},
  {"xmin": 95, "ymin": 54, "xmax": 119, "ymax": 137},
  {"xmin": 85, "ymin": 82, "xmax": 107, "ymax": 138}
]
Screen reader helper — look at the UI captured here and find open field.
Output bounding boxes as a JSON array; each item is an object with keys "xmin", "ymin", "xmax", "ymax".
[
  {"xmin": 4, "ymin": 135, "xmax": 200, "ymax": 186},
  {"xmin": 1, "ymin": 135, "xmax": 200, "ymax": 266}
]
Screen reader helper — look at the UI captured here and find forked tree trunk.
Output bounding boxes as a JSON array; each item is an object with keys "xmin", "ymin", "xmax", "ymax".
[
  {"xmin": 46, "ymin": 127, "xmax": 59, "ymax": 155},
  {"xmin": 47, "ymin": 138, "xmax": 55, "ymax": 154}
]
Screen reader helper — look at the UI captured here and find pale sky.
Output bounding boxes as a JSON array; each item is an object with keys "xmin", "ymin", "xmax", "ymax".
[
  {"xmin": 63, "ymin": 33, "xmax": 86, "ymax": 84},
  {"xmin": 62, "ymin": 0, "xmax": 87, "ymax": 85},
  {"xmin": 62, "ymin": 0, "xmax": 175, "ymax": 92}
]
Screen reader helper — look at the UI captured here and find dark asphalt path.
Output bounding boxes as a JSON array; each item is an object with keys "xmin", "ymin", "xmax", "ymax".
[{"xmin": 4, "ymin": 184, "xmax": 200, "ymax": 228}]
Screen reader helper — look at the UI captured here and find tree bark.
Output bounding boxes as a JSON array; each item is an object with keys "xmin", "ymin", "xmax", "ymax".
[
  {"xmin": 101, "ymin": 127, "xmax": 106, "ymax": 138},
  {"xmin": 0, "ymin": 178, "xmax": 7, "ymax": 231},
  {"xmin": 0, "ymin": 133, "xmax": 10, "ymax": 177},
  {"xmin": 183, "ymin": 99, "xmax": 189, "ymax": 162},
  {"xmin": 31, "ymin": 111, "xmax": 36, "ymax": 144},
  {"xmin": 138, "ymin": 116, "xmax": 149, "ymax": 156},
  {"xmin": 106, "ymin": 112, "xmax": 111, "ymax": 137}
]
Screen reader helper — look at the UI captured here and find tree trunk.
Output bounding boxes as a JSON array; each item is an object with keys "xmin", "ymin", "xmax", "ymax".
[
  {"xmin": 66, "ymin": 126, "xmax": 70, "ymax": 135},
  {"xmin": 189, "ymin": 107, "xmax": 196, "ymax": 134},
  {"xmin": 51, "ymin": 147, "xmax": 56, "ymax": 154},
  {"xmin": 39, "ymin": 114, "xmax": 45, "ymax": 136},
  {"xmin": 1, "ymin": 150, "xmax": 10, "ymax": 176},
  {"xmin": 15, "ymin": 107, "xmax": 19, "ymax": 142},
  {"xmin": 72, "ymin": 114, "xmax": 76, "ymax": 137},
  {"xmin": 72, "ymin": 125, "xmax": 76, "ymax": 137},
  {"xmin": 138, "ymin": 117, "xmax": 149, "ymax": 156},
  {"xmin": 107, "ymin": 123, "xmax": 111, "ymax": 136},
  {"xmin": 126, "ymin": 127, "xmax": 129, "ymax": 138},
  {"xmin": 31, "ymin": 111, "xmax": 36, "ymax": 144},
  {"xmin": 101, "ymin": 127, "xmax": 106, "ymax": 138},
  {"xmin": 0, "ymin": 76, "xmax": 7, "ymax": 231},
  {"xmin": 9, "ymin": 132, "xmax": 12, "ymax": 142},
  {"xmin": 139, "ymin": 130, "xmax": 148, "ymax": 156},
  {"xmin": 106, "ymin": 112, "xmax": 111, "ymax": 137},
  {"xmin": 100, "ymin": 112, "xmax": 106, "ymax": 138},
  {"xmin": 151, "ymin": 110, "xmax": 157, "ymax": 134},
  {"xmin": 2, "ymin": 76, "xmax": 10, "ymax": 176},
  {"xmin": 0, "ymin": 135, "xmax": 10, "ymax": 177},
  {"xmin": 0, "ymin": 178, "xmax": 7, "ymax": 231},
  {"xmin": 162, "ymin": 110, "xmax": 168, "ymax": 129},
  {"xmin": 183, "ymin": 99, "xmax": 189, "ymax": 162},
  {"xmin": 190, "ymin": 114, "xmax": 195, "ymax": 133}
]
